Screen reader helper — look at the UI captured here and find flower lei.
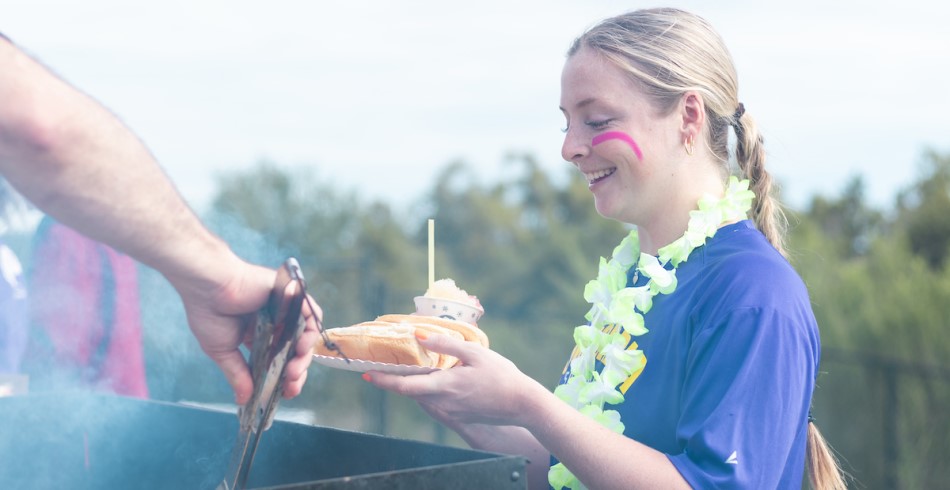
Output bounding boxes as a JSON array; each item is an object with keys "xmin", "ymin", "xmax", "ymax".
[{"xmin": 548, "ymin": 177, "xmax": 755, "ymax": 490}]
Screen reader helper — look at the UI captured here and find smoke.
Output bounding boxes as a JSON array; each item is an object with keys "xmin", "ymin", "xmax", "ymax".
[
  {"xmin": 0, "ymin": 209, "xmax": 317, "ymax": 488},
  {"xmin": 0, "ymin": 392, "xmax": 239, "ymax": 488},
  {"xmin": 141, "ymin": 208, "xmax": 307, "ymax": 404},
  {"xmin": 139, "ymin": 264, "xmax": 225, "ymax": 402}
]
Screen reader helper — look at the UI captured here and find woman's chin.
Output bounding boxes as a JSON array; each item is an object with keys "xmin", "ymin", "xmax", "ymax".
[{"xmin": 593, "ymin": 197, "xmax": 621, "ymax": 221}]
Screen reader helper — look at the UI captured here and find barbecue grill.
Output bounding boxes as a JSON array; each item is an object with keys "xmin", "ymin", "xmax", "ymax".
[{"xmin": 0, "ymin": 393, "xmax": 527, "ymax": 489}]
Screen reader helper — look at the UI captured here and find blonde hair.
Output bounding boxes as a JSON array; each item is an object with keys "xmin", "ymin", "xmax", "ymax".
[
  {"xmin": 570, "ymin": 9, "xmax": 848, "ymax": 489},
  {"xmin": 567, "ymin": 8, "xmax": 788, "ymax": 256},
  {"xmin": 807, "ymin": 421, "xmax": 850, "ymax": 489}
]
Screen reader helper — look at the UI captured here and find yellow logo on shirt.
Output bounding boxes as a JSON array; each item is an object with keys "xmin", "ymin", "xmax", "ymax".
[{"xmin": 562, "ymin": 324, "xmax": 646, "ymax": 395}]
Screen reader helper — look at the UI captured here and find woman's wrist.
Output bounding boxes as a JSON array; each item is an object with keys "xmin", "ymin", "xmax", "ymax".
[{"xmin": 495, "ymin": 370, "xmax": 565, "ymax": 434}]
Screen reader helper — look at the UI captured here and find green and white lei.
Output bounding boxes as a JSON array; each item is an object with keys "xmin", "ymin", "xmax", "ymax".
[{"xmin": 548, "ymin": 177, "xmax": 755, "ymax": 490}]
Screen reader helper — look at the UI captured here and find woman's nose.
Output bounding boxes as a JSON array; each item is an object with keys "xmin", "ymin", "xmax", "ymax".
[{"xmin": 561, "ymin": 128, "xmax": 589, "ymax": 164}]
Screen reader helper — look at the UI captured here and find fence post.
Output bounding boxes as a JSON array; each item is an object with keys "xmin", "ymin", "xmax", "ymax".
[{"xmin": 882, "ymin": 369, "xmax": 899, "ymax": 490}]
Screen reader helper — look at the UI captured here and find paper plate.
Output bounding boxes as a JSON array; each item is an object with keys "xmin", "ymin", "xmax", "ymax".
[{"xmin": 312, "ymin": 354, "xmax": 440, "ymax": 375}]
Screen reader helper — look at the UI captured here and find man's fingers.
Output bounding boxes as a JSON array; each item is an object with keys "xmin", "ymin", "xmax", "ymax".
[
  {"xmin": 215, "ymin": 350, "xmax": 253, "ymax": 405},
  {"xmin": 303, "ymin": 294, "xmax": 324, "ymax": 324},
  {"xmin": 282, "ymin": 367, "xmax": 308, "ymax": 399},
  {"xmin": 296, "ymin": 327, "xmax": 321, "ymax": 357},
  {"xmin": 285, "ymin": 331, "xmax": 318, "ymax": 380}
]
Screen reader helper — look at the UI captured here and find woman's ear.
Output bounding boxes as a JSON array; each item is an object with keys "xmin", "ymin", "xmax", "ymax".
[{"xmin": 680, "ymin": 91, "xmax": 705, "ymax": 140}]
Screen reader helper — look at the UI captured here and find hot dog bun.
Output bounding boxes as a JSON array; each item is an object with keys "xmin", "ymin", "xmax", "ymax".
[
  {"xmin": 375, "ymin": 313, "xmax": 489, "ymax": 348},
  {"xmin": 313, "ymin": 320, "xmax": 464, "ymax": 369}
]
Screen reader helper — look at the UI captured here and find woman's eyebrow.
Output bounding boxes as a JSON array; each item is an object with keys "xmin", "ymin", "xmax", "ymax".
[{"xmin": 559, "ymin": 97, "xmax": 598, "ymax": 113}]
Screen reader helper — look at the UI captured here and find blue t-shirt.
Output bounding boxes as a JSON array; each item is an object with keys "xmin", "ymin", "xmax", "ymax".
[{"xmin": 557, "ymin": 221, "xmax": 819, "ymax": 489}]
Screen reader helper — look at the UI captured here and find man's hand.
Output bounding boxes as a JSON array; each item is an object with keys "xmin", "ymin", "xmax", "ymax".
[{"xmin": 173, "ymin": 258, "xmax": 321, "ymax": 405}]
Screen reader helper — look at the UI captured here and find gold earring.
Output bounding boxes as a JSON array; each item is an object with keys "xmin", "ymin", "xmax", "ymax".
[{"xmin": 684, "ymin": 135, "xmax": 694, "ymax": 156}]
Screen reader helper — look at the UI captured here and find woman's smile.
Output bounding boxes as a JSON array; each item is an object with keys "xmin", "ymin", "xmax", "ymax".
[{"xmin": 585, "ymin": 167, "xmax": 616, "ymax": 186}]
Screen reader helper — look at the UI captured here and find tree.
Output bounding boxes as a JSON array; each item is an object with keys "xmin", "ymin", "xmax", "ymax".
[
  {"xmin": 896, "ymin": 150, "xmax": 950, "ymax": 269},
  {"xmin": 787, "ymin": 152, "xmax": 950, "ymax": 488},
  {"xmin": 803, "ymin": 175, "xmax": 884, "ymax": 258}
]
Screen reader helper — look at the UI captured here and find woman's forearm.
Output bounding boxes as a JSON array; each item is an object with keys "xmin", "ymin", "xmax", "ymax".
[
  {"xmin": 450, "ymin": 423, "xmax": 552, "ymax": 490},
  {"xmin": 522, "ymin": 387, "xmax": 690, "ymax": 490}
]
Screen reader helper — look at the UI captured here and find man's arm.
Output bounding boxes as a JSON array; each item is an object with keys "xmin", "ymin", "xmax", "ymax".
[
  {"xmin": 0, "ymin": 36, "xmax": 227, "ymax": 283},
  {"xmin": 0, "ymin": 36, "xmax": 320, "ymax": 404}
]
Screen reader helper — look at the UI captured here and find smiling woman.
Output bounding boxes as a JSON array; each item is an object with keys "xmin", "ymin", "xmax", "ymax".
[{"xmin": 363, "ymin": 7, "xmax": 848, "ymax": 490}]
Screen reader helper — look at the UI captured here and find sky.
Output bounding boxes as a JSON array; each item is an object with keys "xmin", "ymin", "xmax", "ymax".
[{"xmin": 5, "ymin": 0, "xmax": 950, "ymax": 216}]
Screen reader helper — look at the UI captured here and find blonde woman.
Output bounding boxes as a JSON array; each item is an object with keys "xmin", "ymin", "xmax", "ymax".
[{"xmin": 367, "ymin": 8, "xmax": 846, "ymax": 489}]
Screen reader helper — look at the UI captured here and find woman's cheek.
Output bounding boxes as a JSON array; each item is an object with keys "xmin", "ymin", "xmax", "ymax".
[{"xmin": 592, "ymin": 131, "xmax": 643, "ymax": 161}]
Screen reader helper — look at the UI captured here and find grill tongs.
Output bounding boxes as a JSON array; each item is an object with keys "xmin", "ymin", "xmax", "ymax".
[{"xmin": 217, "ymin": 258, "xmax": 309, "ymax": 490}]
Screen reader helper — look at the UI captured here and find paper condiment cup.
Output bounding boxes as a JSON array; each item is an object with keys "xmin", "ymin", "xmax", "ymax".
[{"xmin": 413, "ymin": 296, "xmax": 484, "ymax": 325}]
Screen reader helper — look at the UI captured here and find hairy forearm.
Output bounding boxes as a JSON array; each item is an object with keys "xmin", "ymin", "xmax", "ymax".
[{"xmin": 0, "ymin": 37, "xmax": 236, "ymax": 290}]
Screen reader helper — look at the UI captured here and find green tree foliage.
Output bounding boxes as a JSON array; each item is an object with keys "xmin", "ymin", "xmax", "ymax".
[
  {"xmin": 896, "ymin": 150, "xmax": 950, "ymax": 268},
  {"xmin": 802, "ymin": 175, "xmax": 884, "ymax": 258},
  {"xmin": 788, "ymin": 150, "xmax": 950, "ymax": 489},
  {"xmin": 211, "ymin": 161, "xmax": 362, "ymax": 260}
]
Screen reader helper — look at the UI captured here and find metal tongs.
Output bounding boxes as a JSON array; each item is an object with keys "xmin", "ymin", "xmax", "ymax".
[{"xmin": 217, "ymin": 257, "xmax": 310, "ymax": 490}]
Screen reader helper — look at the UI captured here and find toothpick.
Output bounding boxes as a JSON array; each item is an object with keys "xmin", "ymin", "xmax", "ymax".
[{"xmin": 428, "ymin": 219, "xmax": 435, "ymax": 288}]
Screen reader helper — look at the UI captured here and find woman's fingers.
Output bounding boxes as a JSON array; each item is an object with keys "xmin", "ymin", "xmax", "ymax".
[
  {"xmin": 414, "ymin": 329, "xmax": 483, "ymax": 365},
  {"xmin": 364, "ymin": 368, "xmax": 445, "ymax": 397}
]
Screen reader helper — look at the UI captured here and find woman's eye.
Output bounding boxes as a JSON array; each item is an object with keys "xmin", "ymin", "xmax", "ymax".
[{"xmin": 586, "ymin": 119, "xmax": 611, "ymax": 130}]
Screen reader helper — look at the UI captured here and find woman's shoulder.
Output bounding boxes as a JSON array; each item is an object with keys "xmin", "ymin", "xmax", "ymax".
[
  {"xmin": 695, "ymin": 221, "xmax": 810, "ymax": 304},
  {"xmin": 706, "ymin": 221, "xmax": 796, "ymax": 271},
  {"xmin": 679, "ymin": 223, "xmax": 819, "ymax": 344}
]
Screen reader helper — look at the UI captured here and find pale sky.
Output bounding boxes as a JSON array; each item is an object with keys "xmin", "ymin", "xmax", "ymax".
[{"xmin": 5, "ymin": 0, "xmax": 949, "ymax": 215}]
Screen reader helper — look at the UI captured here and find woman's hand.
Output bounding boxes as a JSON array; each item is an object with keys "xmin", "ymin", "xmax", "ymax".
[{"xmin": 364, "ymin": 330, "xmax": 547, "ymax": 429}]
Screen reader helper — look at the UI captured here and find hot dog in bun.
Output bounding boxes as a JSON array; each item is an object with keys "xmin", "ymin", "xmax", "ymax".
[
  {"xmin": 312, "ymin": 319, "xmax": 464, "ymax": 369},
  {"xmin": 313, "ymin": 279, "xmax": 489, "ymax": 369}
]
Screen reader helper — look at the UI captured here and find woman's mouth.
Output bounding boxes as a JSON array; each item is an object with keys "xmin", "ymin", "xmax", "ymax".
[{"xmin": 585, "ymin": 168, "xmax": 616, "ymax": 186}]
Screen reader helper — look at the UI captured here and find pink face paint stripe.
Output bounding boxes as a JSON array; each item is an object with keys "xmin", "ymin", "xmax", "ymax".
[{"xmin": 592, "ymin": 131, "xmax": 643, "ymax": 161}]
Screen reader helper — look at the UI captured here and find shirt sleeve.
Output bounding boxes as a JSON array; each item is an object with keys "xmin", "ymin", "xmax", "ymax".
[{"xmin": 667, "ymin": 306, "xmax": 817, "ymax": 489}]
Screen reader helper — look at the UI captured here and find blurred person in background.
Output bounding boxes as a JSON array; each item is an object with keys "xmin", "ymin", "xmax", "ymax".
[
  {"xmin": 24, "ymin": 215, "xmax": 148, "ymax": 398},
  {"xmin": 0, "ymin": 32, "xmax": 320, "ymax": 405},
  {"xmin": 366, "ymin": 8, "xmax": 847, "ymax": 490},
  {"xmin": 0, "ymin": 179, "xmax": 28, "ymax": 378}
]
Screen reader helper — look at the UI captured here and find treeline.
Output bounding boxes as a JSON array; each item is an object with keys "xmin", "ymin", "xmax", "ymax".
[
  {"xmin": 785, "ymin": 150, "xmax": 950, "ymax": 488},
  {"xmin": 145, "ymin": 151, "xmax": 950, "ymax": 489}
]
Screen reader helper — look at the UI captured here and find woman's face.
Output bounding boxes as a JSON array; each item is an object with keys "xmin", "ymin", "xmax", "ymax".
[{"xmin": 560, "ymin": 46, "xmax": 680, "ymax": 225}]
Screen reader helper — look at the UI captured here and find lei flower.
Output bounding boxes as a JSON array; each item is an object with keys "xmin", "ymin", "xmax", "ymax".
[{"xmin": 549, "ymin": 177, "xmax": 755, "ymax": 490}]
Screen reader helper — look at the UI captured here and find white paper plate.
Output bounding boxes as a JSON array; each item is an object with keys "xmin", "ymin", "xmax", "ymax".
[{"xmin": 312, "ymin": 354, "xmax": 440, "ymax": 375}]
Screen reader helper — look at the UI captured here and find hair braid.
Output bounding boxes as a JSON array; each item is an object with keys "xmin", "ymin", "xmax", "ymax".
[
  {"xmin": 806, "ymin": 422, "xmax": 850, "ymax": 489},
  {"xmin": 733, "ymin": 111, "xmax": 788, "ymax": 256}
]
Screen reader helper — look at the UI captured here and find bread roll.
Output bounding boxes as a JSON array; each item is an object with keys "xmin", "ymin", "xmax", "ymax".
[
  {"xmin": 313, "ymin": 320, "xmax": 464, "ymax": 368},
  {"xmin": 375, "ymin": 313, "xmax": 489, "ymax": 348}
]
